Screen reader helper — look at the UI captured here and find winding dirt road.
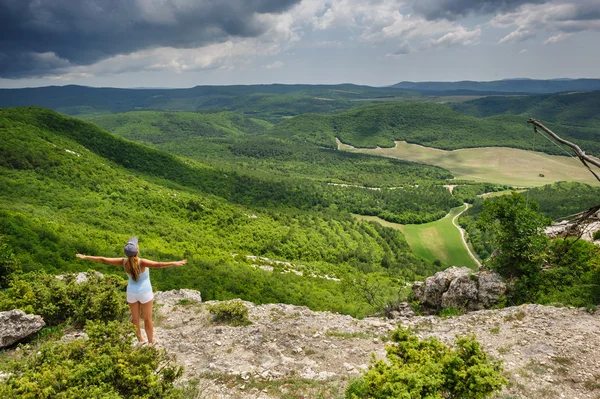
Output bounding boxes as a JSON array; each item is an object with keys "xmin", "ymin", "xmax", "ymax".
[{"xmin": 451, "ymin": 203, "xmax": 481, "ymax": 268}]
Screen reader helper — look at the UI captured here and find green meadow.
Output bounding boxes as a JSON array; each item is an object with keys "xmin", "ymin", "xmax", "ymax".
[
  {"xmin": 340, "ymin": 140, "xmax": 600, "ymax": 187},
  {"xmin": 355, "ymin": 204, "xmax": 479, "ymax": 269}
]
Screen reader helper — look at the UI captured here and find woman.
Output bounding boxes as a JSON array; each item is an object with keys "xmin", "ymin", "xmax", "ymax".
[{"xmin": 76, "ymin": 237, "xmax": 187, "ymax": 346}]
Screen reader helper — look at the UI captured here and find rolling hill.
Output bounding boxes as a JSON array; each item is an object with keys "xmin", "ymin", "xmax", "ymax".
[
  {"xmin": 272, "ymin": 99, "xmax": 600, "ymax": 156},
  {"xmin": 391, "ymin": 79, "xmax": 600, "ymax": 94}
]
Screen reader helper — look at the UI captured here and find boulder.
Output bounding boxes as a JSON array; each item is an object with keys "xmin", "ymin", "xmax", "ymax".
[
  {"xmin": 154, "ymin": 289, "xmax": 202, "ymax": 306},
  {"xmin": 441, "ymin": 273, "xmax": 478, "ymax": 310},
  {"xmin": 0, "ymin": 310, "xmax": 45, "ymax": 348},
  {"xmin": 413, "ymin": 267, "xmax": 506, "ymax": 313}
]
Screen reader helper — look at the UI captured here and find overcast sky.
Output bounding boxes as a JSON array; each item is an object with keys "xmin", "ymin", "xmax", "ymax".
[{"xmin": 1, "ymin": 0, "xmax": 599, "ymax": 88}]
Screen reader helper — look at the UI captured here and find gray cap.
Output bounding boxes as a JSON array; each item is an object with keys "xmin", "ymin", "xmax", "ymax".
[{"xmin": 124, "ymin": 237, "xmax": 139, "ymax": 257}]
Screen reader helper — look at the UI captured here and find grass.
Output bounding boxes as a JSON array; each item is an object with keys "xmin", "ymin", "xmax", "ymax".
[
  {"xmin": 355, "ymin": 205, "xmax": 479, "ymax": 268},
  {"xmin": 340, "ymin": 140, "xmax": 600, "ymax": 187}
]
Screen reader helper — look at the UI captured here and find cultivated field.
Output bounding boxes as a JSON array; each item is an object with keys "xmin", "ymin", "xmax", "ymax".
[
  {"xmin": 355, "ymin": 205, "xmax": 479, "ymax": 269},
  {"xmin": 339, "ymin": 140, "xmax": 600, "ymax": 187}
]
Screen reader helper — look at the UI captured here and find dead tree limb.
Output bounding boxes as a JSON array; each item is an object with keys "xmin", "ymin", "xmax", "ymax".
[
  {"xmin": 527, "ymin": 118, "xmax": 600, "ymax": 182},
  {"xmin": 527, "ymin": 119, "xmax": 600, "ymax": 238}
]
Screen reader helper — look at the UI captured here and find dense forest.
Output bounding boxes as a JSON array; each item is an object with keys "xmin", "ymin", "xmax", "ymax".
[{"xmin": 0, "ymin": 106, "xmax": 454, "ymax": 317}]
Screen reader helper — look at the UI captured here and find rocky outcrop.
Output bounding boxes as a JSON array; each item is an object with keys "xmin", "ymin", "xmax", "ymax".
[
  {"xmin": 149, "ymin": 298, "xmax": 600, "ymax": 399},
  {"xmin": 412, "ymin": 266, "xmax": 506, "ymax": 312},
  {"xmin": 154, "ymin": 289, "xmax": 202, "ymax": 306},
  {"xmin": 0, "ymin": 310, "xmax": 45, "ymax": 348},
  {"xmin": 545, "ymin": 220, "xmax": 600, "ymax": 243}
]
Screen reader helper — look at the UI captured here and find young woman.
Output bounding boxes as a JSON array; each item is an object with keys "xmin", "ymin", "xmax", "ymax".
[{"xmin": 76, "ymin": 237, "xmax": 187, "ymax": 346}]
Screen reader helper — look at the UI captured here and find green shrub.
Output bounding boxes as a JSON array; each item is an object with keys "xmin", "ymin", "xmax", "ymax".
[
  {"xmin": 0, "ymin": 320, "xmax": 184, "ymax": 398},
  {"xmin": 346, "ymin": 327, "xmax": 506, "ymax": 399},
  {"xmin": 0, "ymin": 272, "xmax": 129, "ymax": 327},
  {"xmin": 438, "ymin": 306, "xmax": 464, "ymax": 318},
  {"xmin": 0, "ymin": 235, "xmax": 20, "ymax": 289},
  {"xmin": 593, "ymin": 230, "xmax": 600, "ymax": 241},
  {"xmin": 207, "ymin": 300, "xmax": 251, "ymax": 326}
]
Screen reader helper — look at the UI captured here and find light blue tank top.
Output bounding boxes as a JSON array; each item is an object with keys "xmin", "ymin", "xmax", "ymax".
[{"xmin": 124, "ymin": 259, "xmax": 152, "ymax": 294}]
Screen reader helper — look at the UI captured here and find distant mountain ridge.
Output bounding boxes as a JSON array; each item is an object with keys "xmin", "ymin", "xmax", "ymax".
[
  {"xmin": 0, "ymin": 84, "xmax": 414, "ymax": 120},
  {"xmin": 391, "ymin": 79, "xmax": 600, "ymax": 93}
]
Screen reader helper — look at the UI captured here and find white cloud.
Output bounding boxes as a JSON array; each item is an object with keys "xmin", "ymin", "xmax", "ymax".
[
  {"xmin": 544, "ymin": 32, "xmax": 573, "ymax": 44},
  {"xmin": 519, "ymin": 48, "xmax": 528, "ymax": 54},
  {"xmin": 498, "ymin": 28, "xmax": 536, "ymax": 44},
  {"xmin": 265, "ymin": 61, "xmax": 284, "ymax": 69},
  {"xmin": 492, "ymin": 1, "xmax": 600, "ymax": 45},
  {"xmin": 428, "ymin": 27, "xmax": 481, "ymax": 48}
]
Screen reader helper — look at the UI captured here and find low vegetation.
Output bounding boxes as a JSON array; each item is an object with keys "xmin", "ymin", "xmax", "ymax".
[
  {"xmin": 0, "ymin": 320, "xmax": 185, "ymax": 399},
  {"xmin": 207, "ymin": 300, "xmax": 251, "ymax": 326},
  {"xmin": 346, "ymin": 327, "xmax": 506, "ymax": 399}
]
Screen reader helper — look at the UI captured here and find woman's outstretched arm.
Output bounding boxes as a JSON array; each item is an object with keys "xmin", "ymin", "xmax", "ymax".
[
  {"xmin": 140, "ymin": 259, "xmax": 187, "ymax": 268},
  {"xmin": 76, "ymin": 254, "xmax": 124, "ymax": 266}
]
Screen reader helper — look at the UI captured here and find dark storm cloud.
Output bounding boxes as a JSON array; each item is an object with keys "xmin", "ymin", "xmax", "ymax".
[
  {"xmin": 0, "ymin": 0, "xmax": 301, "ymax": 78},
  {"xmin": 412, "ymin": 0, "xmax": 546, "ymax": 20}
]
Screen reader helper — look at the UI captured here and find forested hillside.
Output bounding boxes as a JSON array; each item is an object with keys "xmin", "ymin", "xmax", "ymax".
[
  {"xmin": 454, "ymin": 91, "xmax": 600, "ymax": 126},
  {"xmin": 273, "ymin": 100, "xmax": 600, "ymax": 156},
  {"xmin": 83, "ymin": 110, "xmax": 455, "ymax": 189},
  {"xmin": 0, "ymin": 106, "xmax": 456, "ymax": 317}
]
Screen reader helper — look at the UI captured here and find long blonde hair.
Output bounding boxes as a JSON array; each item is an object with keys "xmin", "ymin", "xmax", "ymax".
[{"xmin": 125, "ymin": 255, "xmax": 141, "ymax": 281}]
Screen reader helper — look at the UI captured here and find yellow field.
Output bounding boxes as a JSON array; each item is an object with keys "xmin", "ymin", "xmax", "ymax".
[{"xmin": 339, "ymin": 140, "xmax": 600, "ymax": 187}]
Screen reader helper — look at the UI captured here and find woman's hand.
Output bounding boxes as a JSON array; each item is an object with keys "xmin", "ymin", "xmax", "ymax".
[
  {"xmin": 174, "ymin": 260, "xmax": 187, "ymax": 267},
  {"xmin": 76, "ymin": 254, "xmax": 87, "ymax": 259}
]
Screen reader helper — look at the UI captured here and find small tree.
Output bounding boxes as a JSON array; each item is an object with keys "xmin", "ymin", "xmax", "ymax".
[
  {"xmin": 477, "ymin": 193, "xmax": 551, "ymax": 279},
  {"xmin": 346, "ymin": 327, "xmax": 506, "ymax": 399},
  {"xmin": 0, "ymin": 235, "xmax": 20, "ymax": 288}
]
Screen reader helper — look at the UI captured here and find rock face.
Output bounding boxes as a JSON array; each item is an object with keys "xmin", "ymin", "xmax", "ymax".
[
  {"xmin": 413, "ymin": 267, "xmax": 506, "ymax": 312},
  {"xmin": 154, "ymin": 289, "xmax": 202, "ymax": 306},
  {"xmin": 0, "ymin": 310, "xmax": 45, "ymax": 348}
]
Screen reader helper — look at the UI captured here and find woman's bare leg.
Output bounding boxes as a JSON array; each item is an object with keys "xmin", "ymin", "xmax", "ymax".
[
  {"xmin": 141, "ymin": 300, "xmax": 154, "ymax": 344},
  {"xmin": 128, "ymin": 302, "xmax": 143, "ymax": 342}
]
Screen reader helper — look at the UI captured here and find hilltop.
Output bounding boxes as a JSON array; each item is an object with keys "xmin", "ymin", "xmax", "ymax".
[{"xmin": 149, "ymin": 293, "xmax": 600, "ymax": 399}]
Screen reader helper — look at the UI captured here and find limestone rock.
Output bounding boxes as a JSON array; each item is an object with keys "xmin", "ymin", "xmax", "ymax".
[
  {"xmin": 154, "ymin": 289, "xmax": 202, "ymax": 306},
  {"xmin": 413, "ymin": 267, "xmax": 505, "ymax": 312},
  {"xmin": 441, "ymin": 273, "xmax": 478, "ymax": 310},
  {"xmin": 55, "ymin": 271, "xmax": 103, "ymax": 284},
  {"xmin": 477, "ymin": 272, "xmax": 506, "ymax": 308},
  {"xmin": 0, "ymin": 310, "xmax": 45, "ymax": 348}
]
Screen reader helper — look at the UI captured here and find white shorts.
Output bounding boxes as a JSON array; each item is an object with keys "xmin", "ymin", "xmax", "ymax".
[{"xmin": 127, "ymin": 290, "xmax": 154, "ymax": 304}]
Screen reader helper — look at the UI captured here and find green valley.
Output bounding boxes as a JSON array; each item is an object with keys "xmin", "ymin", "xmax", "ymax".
[
  {"xmin": 355, "ymin": 204, "xmax": 479, "ymax": 269},
  {"xmin": 0, "ymin": 106, "xmax": 452, "ymax": 317}
]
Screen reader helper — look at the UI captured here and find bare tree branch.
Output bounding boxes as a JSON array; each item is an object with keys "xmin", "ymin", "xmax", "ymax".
[
  {"xmin": 527, "ymin": 118, "xmax": 600, "ymax": 174},
  {"xmin": 527, "ymin": 119, "xmax": 600, "ymax": 237}
]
